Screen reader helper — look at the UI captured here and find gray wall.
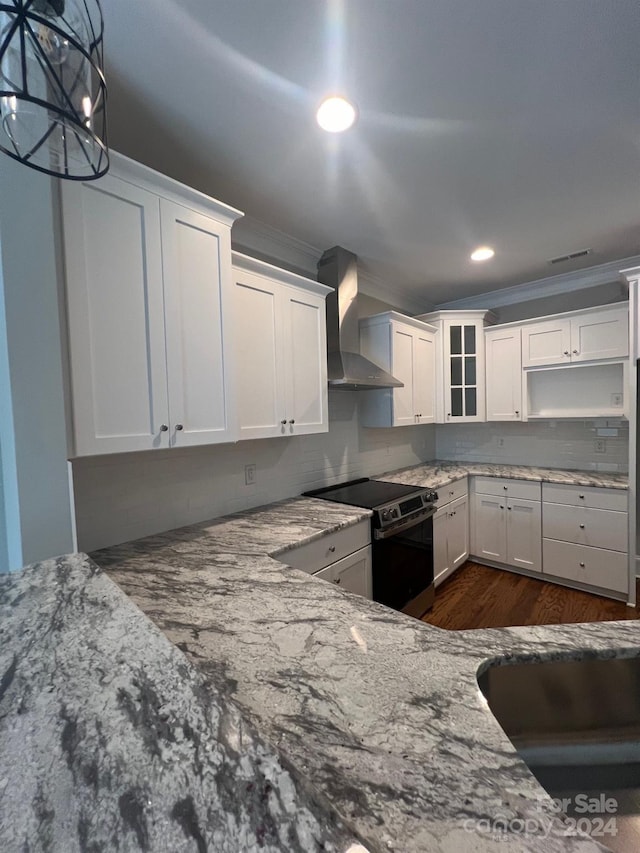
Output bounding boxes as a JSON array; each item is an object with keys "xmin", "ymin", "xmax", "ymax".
[
  {"xmin": 491, "ymin": 281, "xmax": 627, "ymax": 324},
  {"xmin": 0, "ymin": 157, "xmax": 75, "ymax": 570}
]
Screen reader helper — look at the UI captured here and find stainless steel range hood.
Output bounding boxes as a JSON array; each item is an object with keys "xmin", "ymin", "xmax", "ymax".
[{"xmin": 317, "ymin": 246, "xmax": 403, "ymax": 390}]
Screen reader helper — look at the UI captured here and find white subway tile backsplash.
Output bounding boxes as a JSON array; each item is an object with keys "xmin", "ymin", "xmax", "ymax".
[{"xmin": 73, "ymin": 390, "xmax": 437, "ymax": 552}]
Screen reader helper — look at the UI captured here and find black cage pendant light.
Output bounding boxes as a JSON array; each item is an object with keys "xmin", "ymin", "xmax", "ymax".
[{"xmin": 0, "ymin": 0, "xmax": 108, "ymax": 180}]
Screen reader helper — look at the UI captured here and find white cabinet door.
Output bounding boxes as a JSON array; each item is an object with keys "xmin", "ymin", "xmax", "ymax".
[
  {"xmin": 506, "ymin": 497, "xmax": 541, "ymax": 573},
  {"xmin": 485, "ymin": 327, "xmax": 522, "ymax": 421},
  {"xmin": 521, "ymin": 319, "xmax": 571, "ymax": 367},
  {"xmin": 571, "ymin": 308, "xmax": 628, "ymax": 362},
  {"xmin": 314, "ymin": 546, "xmax": 372, "ymax": 599},
  {"xmin": 448, "ymin": 495, "xmax": 469, "ymax": 570},
  {"xmin": 391, "ymin": 326, "xmax": 416, "ymax": 426},
  {"xmin": 473, "ymin": 494, "xmax": 506, "ymax": 562},
  {"xmin": 285, "ymin": 289, "xmax": 328, "ymax": 435},
  {"xmin": 414, "ymin": 331, "xmax": 436, "ymax": 424},
  {"xmin": 443, "ymin": 320, "xmax": 486, "ymax": 422},
  {"xmin": 233, "ymin": 271, "xmax": 285, "ymax": 439},
  {"xmin": 433, "ymin": 506, "xmax": 449, "ymax": 583},
  {"xmin": 161, "ymin": 200, "xmax": 236, "ymax": 447},
  {"xmin": 62, "ymin": 175, "xmax": 170, "ymax": 455},
  {"xmin": 233, "ymin": 262, "xmax": 328, "ymax": 440}
]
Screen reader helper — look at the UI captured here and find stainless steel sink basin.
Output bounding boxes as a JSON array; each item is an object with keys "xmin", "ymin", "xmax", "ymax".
[{"xmin": 478, "ymin": 655, "xmax": 640, "ymax": 853}]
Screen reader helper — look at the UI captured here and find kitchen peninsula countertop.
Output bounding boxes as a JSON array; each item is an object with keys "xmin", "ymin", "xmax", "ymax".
[
  {"xmin": 89, "ymin": 465, "xmax": 636, "ymax": 853},
  {"xmin": 0, "ymin": 553, "xmax": 368, "ymax": 853}
]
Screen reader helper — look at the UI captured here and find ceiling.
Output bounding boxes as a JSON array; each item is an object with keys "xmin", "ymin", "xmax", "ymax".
[{"xmin": 101, "ymin": 0, "xmax": 640, "ymax": 307}]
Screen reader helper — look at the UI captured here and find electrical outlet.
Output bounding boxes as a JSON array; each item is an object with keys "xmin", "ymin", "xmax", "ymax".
[
  {"xmin": 611, "ymin": 393, "xmax": 623, "ymax": 408},
  {"xmin": 594, "ymin": 439, "xmax": 606, "ymax": 454},
  {"xmin": 245, "ymin": 463, "xmax": 256, "ymax": 485}
]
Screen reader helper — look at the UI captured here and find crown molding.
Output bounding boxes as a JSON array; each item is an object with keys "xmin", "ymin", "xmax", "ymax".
[
  {"xmin": 434, "ymin": 254, "xmax": 640, "ymax": 310},
  {"xmin": 231, "ymin": 216, "xmax": 322, "ymax": 278},
  {"xmin": 231, "ymin": 217, "xmax": 433, "ymax": 314}
]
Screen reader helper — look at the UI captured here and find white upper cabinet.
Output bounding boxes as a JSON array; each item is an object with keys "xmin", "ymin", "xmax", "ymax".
[
  {"xmin": 521, "ymin": 305, "xmax": 628, "ymax": 368},
  {"xmin": 485, "ymin": 327, "xmax": 522, "ymax": 421},
  {"xmin": 358, "ymin": 312, "xmax": 437, "ymax": 427},
  {"xmin": 232, "ymin": 253, "xmax": 330, "ymax": 440},
  {"xmin": 416, "ymin": 310, "xmax": 494, "ymax": 423},
  {"xmin": 61, "ymin": 152, "xmax": 243, "ymax": 456}
]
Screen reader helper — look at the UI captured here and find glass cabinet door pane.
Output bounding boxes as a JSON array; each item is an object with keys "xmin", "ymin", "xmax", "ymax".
[
  {"xmin": 450, "ymin": 326, "xmax": 462, "ymax": 354},
  {"xmin": 451, "ymin": 388, "xmax": 463, "ymax": 417},
  {"xmin": 451, "ymin": 356, "xmax": 463, "ymax": 386},
  {"xmin": 465, "ymin": 388, "xmax": 477, "ymax": 416},
  {"xmin": 464, "ymin": 356, "xmax": 476, "ymax": 385},
  {"xmin": 464, "ymin": 325, "xmax": 476, "ymax": 354}
]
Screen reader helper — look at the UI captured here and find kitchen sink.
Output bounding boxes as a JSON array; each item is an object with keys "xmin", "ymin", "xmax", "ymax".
[{"xmin": 478, "ymin": 655, "xmax": 640, "ymax": 853}]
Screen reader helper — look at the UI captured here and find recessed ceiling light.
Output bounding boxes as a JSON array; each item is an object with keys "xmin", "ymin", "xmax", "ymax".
[
  {"xmin": 316, "ymin": 96, "xmax": 357, "ymax": 133},
  {"xmin": 470, "ymin": 246, "xmax": 495, "ymax": 262}
]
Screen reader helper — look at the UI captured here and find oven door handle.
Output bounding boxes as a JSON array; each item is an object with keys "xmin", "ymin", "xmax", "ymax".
[{"xmin": 374, "ymin": 506, "xmax": 436, "ymax": 540}]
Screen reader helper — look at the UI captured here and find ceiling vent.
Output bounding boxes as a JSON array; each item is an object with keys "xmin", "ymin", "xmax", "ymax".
[{"xmin": 548, "ymin": 248, "xmax": 593, "ymax": 265}]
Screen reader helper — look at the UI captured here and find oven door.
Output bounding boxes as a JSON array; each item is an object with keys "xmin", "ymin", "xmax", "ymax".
[{"xmin": 372, "ymin": 507, "xmax": 435, "ymax": 618}]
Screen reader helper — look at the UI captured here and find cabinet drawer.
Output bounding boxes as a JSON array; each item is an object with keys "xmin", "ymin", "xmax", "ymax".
[
  {"xmin": 542, "ymin": 504, "xmax": 627, "ymax": 552},
  {"xmin": 435, "ymin": 477, "xmax": 468, "ymax": 508},
  {"xmin": 473, "ymin": 476, "xmax": 541, "ymax": 501},
  {"xmin": 542, "ymin": 539, "xmax": 628, "ymax": 594},
  {"xmin": 542, "ymin": 483, "xmax": 628, "ymax": 512},
  {"xmin": 279, "ymin": 519, "xmax": 370, "ymax": 574}
]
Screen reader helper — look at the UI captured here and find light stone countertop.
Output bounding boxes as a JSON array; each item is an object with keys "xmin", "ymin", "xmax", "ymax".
[
  {"xmin": 0, "ymin": 552, "xmax": 371, "ymax": 853},
  {"xmin": 90, "ymin": 470, "xmax": 637, "ymax": 853},
  {"xmin": 377, "ymin": 460, "xmax": 628, "ymax": 491}
]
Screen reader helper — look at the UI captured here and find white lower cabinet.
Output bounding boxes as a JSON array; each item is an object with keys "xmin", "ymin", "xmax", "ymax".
[
  {"xmin": 542, "ymin": 483, "xmax": 629, "ymax": 597},
  {"xmin": 471, "ymin": 478, "xmax": 542, "ymax": 573},
  {"xmin": 276, "ymin": 519, "xmax": 372, "ymax": 600},
  {"xmin": 232, "ymin": 253, "xmax": 330, "ymax": 440},
  {"xmin": 433, "ymin": 478, "xmax": 469, "ymax": 585},
  {"xmin": 314, "ymin": 547, "xmax": 373, "ymax": 598}
]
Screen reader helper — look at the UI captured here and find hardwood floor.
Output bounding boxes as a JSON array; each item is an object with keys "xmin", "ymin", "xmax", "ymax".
[{"xmin": 422, "ymin": 561, "xmax": 640, "ymax": 630}]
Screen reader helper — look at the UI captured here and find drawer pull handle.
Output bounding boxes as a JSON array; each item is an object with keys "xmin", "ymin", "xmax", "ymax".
[
  {"xmin": 579, "ymin": 524, "xmax": 585, "ymax": 529},
  {"xmin": 579, "ymin": 561, "xmax": 585, "ymax": 567}
]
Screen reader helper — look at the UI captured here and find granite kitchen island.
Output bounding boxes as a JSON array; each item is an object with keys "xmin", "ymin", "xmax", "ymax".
[{"xmin": 2, "ymin": 463, "xmax": 636, "ymax": 852}]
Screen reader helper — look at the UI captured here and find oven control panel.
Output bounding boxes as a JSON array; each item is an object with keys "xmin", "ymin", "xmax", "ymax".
[{"xmin": 377, "ymin": 489, "xmax": 438, "ymax": 528}]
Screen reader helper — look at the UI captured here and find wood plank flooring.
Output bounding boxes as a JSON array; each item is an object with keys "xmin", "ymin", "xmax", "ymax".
[{"xmin": 422, "ymin": 561, "xmax": 639, "ymax": 630}]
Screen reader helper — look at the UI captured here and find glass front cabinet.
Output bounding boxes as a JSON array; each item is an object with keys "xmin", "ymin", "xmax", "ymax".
[{"xmin": 416, "ymin": 310, "xmax": 495, "ymax": 423}]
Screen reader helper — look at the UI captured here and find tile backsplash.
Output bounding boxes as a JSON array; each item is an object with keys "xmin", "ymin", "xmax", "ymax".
[
  {"xmin": 73, "ymin": 391, "xmax": 435, "ymax": 552},
  {"xmin": 436, "ymin": 419, "xmax": 629, "ymax": 471}
]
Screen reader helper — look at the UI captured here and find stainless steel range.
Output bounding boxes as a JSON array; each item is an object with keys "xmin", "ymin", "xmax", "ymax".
[{"xmin": 304, "ymin": 478, "xmax": 438, "ymax": 618}]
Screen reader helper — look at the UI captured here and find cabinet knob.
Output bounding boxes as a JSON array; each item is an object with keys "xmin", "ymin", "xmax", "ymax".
[
  {"xmin": 579, "ymin": 523, "xmax": 585, "ymax": 529},
  {"xmin": 573, "ymin": 349, "xmax": 579, "ymax": 354},
  {"xmin": 160, "ymin": 424, "xmax": 168, "ymax": 432},
  {"xmin": 449, "ymin": 490, "xmax": 454, "ymax": 496},
  {"xmin": 289, "ymin": 419, "xmax": 295, "ymax": 425},
  {"xmin": 333, "ymin": 577, "xmax": 341, "ymax": 584},
  {"xmin": 503, "ymin": 485, "xmax": 508, "ymax": 490},
  {"xmin": 579, "ymin": 561, "xmax": 585, "ymax": 568},
  {"xmin": 579, "ymin": 494, "xmax": 585, "ymax": 500},
  {"xmin": 563, "ymin": 350, "xmax": 570, "ymax": 356},
  {"xmin": 328, "ymin": 545, "xmax": 336, "ymax": 553},
  {"xmin": 500, "ymin": 505, "xmax": 504, "ymax": 509},
  {"xmin": 515, "ymin": 410, "xmax": 519, "ymax": 415},
  {"xmin": 175, "ymin": 424, "xmax": 184, "ymax": 431},
  {"xmin": 280, "ymin": 419, "xmax": 287, "ymax": 425},
  {"xmin": 507, "ymin": 506, "xmax": 512, "ymax": 510}
]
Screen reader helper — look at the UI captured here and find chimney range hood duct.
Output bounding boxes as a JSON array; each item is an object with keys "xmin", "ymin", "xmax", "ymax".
[{"xmin": 317, "ymin": 246, "xmax": 404, "ymax": 390}]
